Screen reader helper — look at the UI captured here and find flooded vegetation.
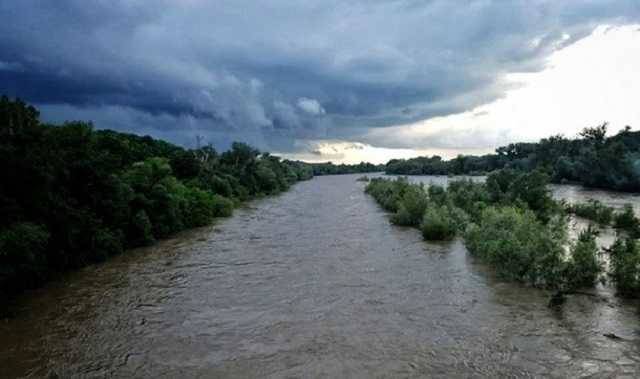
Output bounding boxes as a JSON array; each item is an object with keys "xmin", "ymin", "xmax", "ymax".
[{"xmin": 2, "ymin": 174, "xmax": 640, "ymax": 377}]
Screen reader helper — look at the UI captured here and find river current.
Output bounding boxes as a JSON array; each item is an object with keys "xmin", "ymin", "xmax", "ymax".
[{"xmin": 1, "ymin": 174, "xmax": 639, "ymax": 378}]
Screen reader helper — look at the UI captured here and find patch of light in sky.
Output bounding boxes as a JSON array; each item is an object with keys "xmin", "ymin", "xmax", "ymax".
[{"xmin": 286, "ymin": 24, "xmax": 640, "ymax": 164}]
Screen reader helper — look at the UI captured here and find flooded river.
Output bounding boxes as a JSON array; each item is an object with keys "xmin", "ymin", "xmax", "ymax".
[{"xmin": 1, "ymin": 175, "xmax": 640, "ymax": 378}]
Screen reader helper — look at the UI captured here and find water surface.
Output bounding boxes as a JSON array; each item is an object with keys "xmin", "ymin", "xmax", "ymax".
[{"xmin": 1, "ymin": 175, "xmax": 639, "ymax": 378}]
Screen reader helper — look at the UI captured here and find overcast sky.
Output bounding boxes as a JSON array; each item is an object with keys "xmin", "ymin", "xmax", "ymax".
[{"xmin": 2, "ymin": 1, "xmax": 640, "ymax": 163}]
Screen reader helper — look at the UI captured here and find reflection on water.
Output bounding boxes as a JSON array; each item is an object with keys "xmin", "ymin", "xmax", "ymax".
[{"xmin": 1, "ymin": 175, "xmax": 639, "ymax": 377}]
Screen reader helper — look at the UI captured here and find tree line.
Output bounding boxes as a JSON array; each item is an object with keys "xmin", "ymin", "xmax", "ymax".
[
  {"xmin": 386, "ymin": 123, "xmax": 640, "ymax": 192},
  {"xmin": 310, "ymin": 162, "xmax": 385, "ymax": 176},
  {"xmin": 0, "ymin": 97, "xmax": 311, "ymax": 300}
]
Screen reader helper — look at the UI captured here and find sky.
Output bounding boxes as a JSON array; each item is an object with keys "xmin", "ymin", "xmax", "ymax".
[{"xmin": 2, "ymin": 1, "xmax": 640, "ymax": 164}]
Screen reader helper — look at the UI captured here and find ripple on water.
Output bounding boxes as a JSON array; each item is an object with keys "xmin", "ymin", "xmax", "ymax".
[{"xmin": 1, "ymin": 174, "xmax": 640, "ymax": 378}]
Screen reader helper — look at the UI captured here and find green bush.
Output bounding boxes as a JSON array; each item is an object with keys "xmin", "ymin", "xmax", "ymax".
[
  {"xmin": 427, "ymin": 185, "xmax": 447, "ymax": 206},
  {"xmin": 183, "ymin": 186, "xmax": 216, "ymax": 227},
  {"xmin": 421, "ymin": 206, "xmax": 456, "ymax": 241},
  {"xmin": 130, "ymin": 210, "xmax": 154, "ymax": 246},
  {"xmin": 211, "ymin": 194, "xmax": 234, "ymax": 217},
  {"xmin": 447, "ymin": 206, "xmax": 470, "ymax": 233},
  {"xmin": 486, "ymin": 169, "xmax": 556, "ymax": 222},
  {"xmin": 0, "ymin": 222, "xmax": 49, "ymax": 266},
  {"xmin": 563, "ymin": 227, "xmax": 601, "ymax": 289},
  {"xmin": 571, "ymin": 199, "xmax": 614, "ymax": 225},
  {"xmin": 609, "ymin": 237, "xmax": 640, "ymax": 297},
  {"xmin": 464, "ymin": 207, "xmax": 565, "ymax": 287},
  {"xmin": 391, "ymin": 185, "xmax": 428, "ymax": 226},
  {"xmin": 365, "ymin": 177, "xmax": 412, "ymax": 212},
  {"xmin": 0, "ymin": 222, "xmax": 50, "ymax": 288},
  {"xmin": 447, "ymin": 180, "xmax": 490, "ymax": 221},
  {"xmin": 93, "ymin": 228, "xmax": 124, "ymax": 261},
  {"xmin": 613, "ymin": 204, "xmax": 640, "ymax": 236}
]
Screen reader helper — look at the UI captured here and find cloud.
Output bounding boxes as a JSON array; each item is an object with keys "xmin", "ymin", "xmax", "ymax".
[
  {"xmin": 358, "ymin": 25, "xmax": 640, "ymax": 152},
  {"xmin": 0, "ymin": 61, "xmax": 23, "ymax": 72},
  {"xmin": 1, "ymin": 1, "xmax": 639, "ymax": 154},
  {"xmin": 296, "ymin": 97, "xmax": 326, "ymax": 115}
]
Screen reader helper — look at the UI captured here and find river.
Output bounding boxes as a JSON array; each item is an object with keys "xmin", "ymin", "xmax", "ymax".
[{"xmin": 1, "ymin": 174, "xmax": 639, "ymax": 378}]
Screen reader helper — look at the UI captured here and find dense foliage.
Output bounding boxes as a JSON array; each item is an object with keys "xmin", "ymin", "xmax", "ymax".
[
  {"xmin": 0, "ymin": 97, "xmax": 314, "ymax": 298},
  {"xmin": 465, "ymin": 207, "xmax": 566, "ymax": 287},
  {"xmin": 563, "ymin": 228, "xmax": 601, "ymax": 290},
  {"xmin": 569, "ymin": 200, "xmax": 614, "ymax": 225},
  {"xmin": 567, "ymin": 200, "xmax": 640, "ymax": 237},
  {"xmin": 311, "ymin": 162, "xmax": 385, "ymax": 176},
  {"xmin": 386, "ymin": 123, "xmax": 640, "ymax": 192},
  {"xmin": 365, "ymin": 170, "xmax": 638, "ymax": 297},
  {"xmin": 609, "ymin": 237, "xmax": 640, "ymax": 297},
  {"xmin": 421, "ymin": 206, "xmax": 458, "ymax": 241}
]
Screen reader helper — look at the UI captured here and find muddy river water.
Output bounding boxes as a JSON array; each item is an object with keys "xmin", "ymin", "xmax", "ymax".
[{"xmin": 1, "ymin": 174, "xmax": 640, "ymax": 378}]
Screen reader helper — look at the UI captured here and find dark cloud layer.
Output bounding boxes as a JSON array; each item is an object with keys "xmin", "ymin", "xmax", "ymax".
[{"xmin": 1, "ymin": 1, "xmax": 639, "ymax": 152}]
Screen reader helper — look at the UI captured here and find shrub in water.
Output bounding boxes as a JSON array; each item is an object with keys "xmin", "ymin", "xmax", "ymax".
[
  {"xmin": 365, "ymin": 177, "xmax": 412, "ymax": 212},
  {"xmin": 563, "ymin": 227, "xmax": 601, "ymax": 290},
  {"xmin": 421, "ymin": 206, "xmax": 456, "ymax": 241},
  {"xmin": 464, "ymin": 206, "xmax": 565, "ymax": 287},
  {"xmin": 609, "ymin": 236, "xmax": 640, "ymax": 297},
  {"xmin": 487, "ymin": 169, "xmax": 557, "ymax": 222},
  {"xmin": 613, "ymin": 204, "xmax": 640, "ymax": 236},
  {"xmin": 447, "ymin": 180, "xmax": 490, "ymax": 221},
  {"xmin": 447, "ymin": 205, "xmax": 470, "ymax": 233},
  {"xmin": 571, "ymin": 199, "xmax": 614, "ymax": 225},
  {"xmin": 427, "ymin": 185, "xmax": 447, "ymax": 206},
  {"xmin": 391, "ymin": 185, "xmax": 429, "ymax": 226}
]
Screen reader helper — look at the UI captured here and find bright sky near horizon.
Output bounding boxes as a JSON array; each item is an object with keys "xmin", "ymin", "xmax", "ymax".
[
  {"xmin": 284, "ymin": 25, "xmax": 640, "ymax": 164},
  {"xmin": 2, "ymin": 2, "xmax": 640, "ymax": 164}
]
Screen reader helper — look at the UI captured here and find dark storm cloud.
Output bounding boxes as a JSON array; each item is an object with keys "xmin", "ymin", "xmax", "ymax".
[{"xmin": 1, "ymin": 0, "xmax": 639, "ymax": 152}]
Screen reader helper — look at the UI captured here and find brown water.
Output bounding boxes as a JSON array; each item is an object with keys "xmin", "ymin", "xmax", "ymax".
[{"xmin": 1, "ymin": 174, "xmax": 640, "ymax": 378}]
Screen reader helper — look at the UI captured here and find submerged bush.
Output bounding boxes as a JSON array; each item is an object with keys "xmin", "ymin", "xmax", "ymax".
[
  {"xmin": 365, "ymin": 177, "xmax": 412, "ymax": 212},
  {"xmin": 571, "ymin": 199, "xmax": 614, "ymax": 225},
  {"xmin": 391, "ymin": 185, "xmax": 428, "ymax": 226},
  {"xmin": 427, "ymin": 185, "xmax": 447, "ymax": 206},
  {"xmin": 421, "ymin": 206, "xmax": 456, "ymax": 241},
  {"xmin": 613, "ymin": 204, "xmax": 640, "ymax": 237},
  {"xmin": 563, "ymin": 227, "xmax": 601, "ymax": 290},
  {"xmin": 447, "ymin": 206, "xmax": 470, "ymax": 233},
  {"xmin": 464, "ymin": 207, "xmax": 565, "ymax": 287},
  {"xmin": 486, "ymin": 169, "xmax": 557, "ymax": 222},
  {"xmin": 609, "ymin": 237, "xmax": 640, "ymax": 297},
  {"xmin": 447, "ymin": 180, "xmax": 490, "ymax": 221},
  {"xmin": 614, "ymin": 205, "xmax": 637, "ymax": 229}
]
